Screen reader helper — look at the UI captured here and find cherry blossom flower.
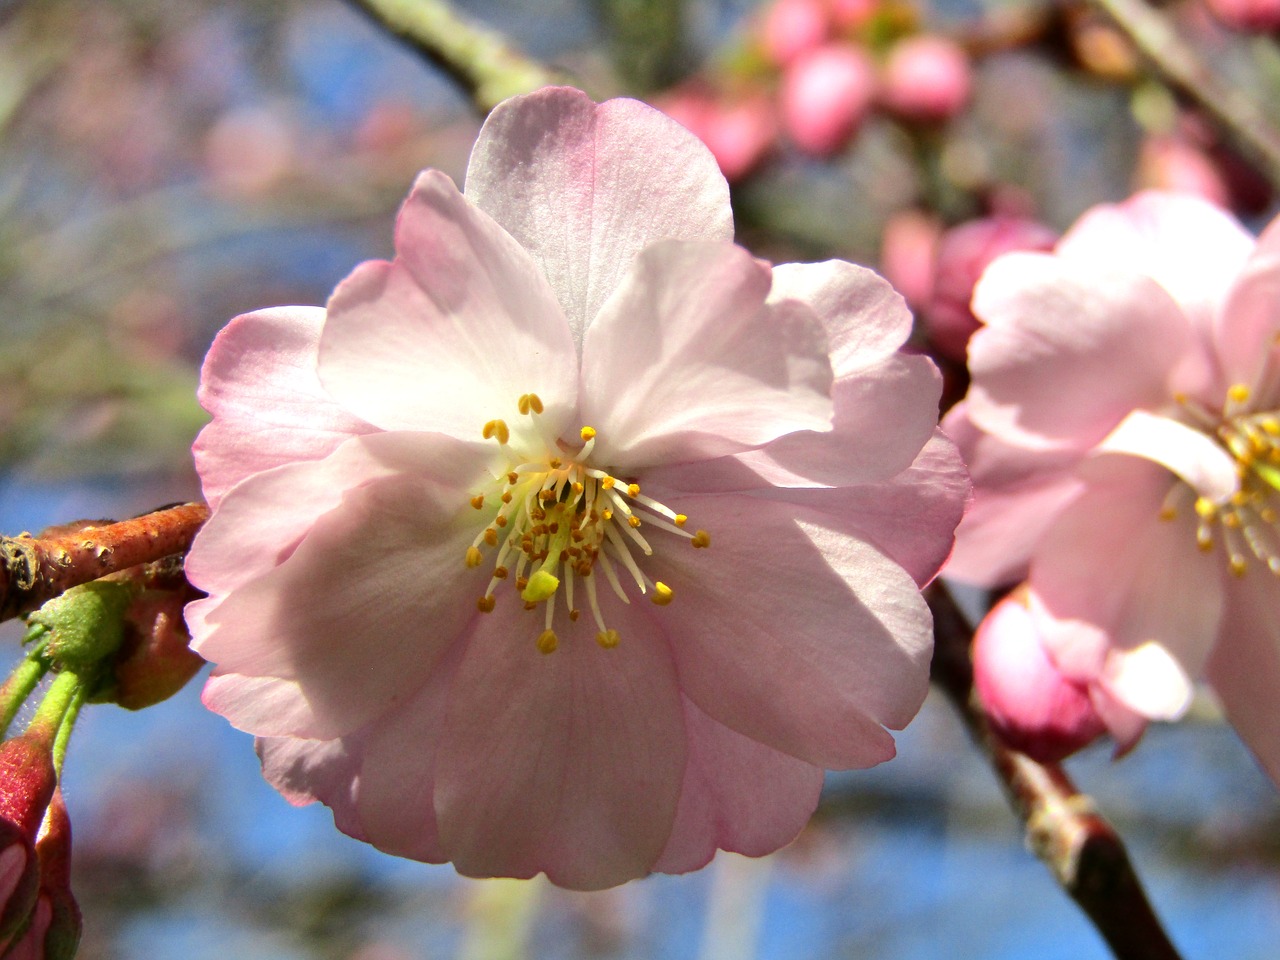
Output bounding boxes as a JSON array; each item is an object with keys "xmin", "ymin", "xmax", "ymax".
[
  {"xmin": 945, "ymin": 190, "xmax": 1280, "ymax": 780},
  {"xmin": 185, "ymin": 87, "xmax": 967, "ymax": 889}
]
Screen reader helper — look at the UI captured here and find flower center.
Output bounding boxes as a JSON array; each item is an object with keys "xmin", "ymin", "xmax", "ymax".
[
  {"xmin": 462, "ymin": 393, "xmax": 710, "ymax": 654},
  {"xmin": 1167, "ymin": 384, "xmax": 1280, "ymax": 578}
]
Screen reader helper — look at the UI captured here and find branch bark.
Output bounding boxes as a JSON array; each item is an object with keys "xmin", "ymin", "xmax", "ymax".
[
  {"xmin": 0, "ymin": 503, "xmax": 209, "ymax": 622},
  {"xmin": 927, "ymin": 582, "xmax": 1184, "ymax": 960}
]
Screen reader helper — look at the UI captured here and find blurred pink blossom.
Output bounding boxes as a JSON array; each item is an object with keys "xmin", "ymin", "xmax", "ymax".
[
  {"xmin": 760, "ymin": 0, "xmax": 832, "ymax": 66},
  {"xmin": 657, "ymin": 89, "xmax": 777, "ymax": 183},
  {"xmin": 1203, "ymin": 0, "xmax": 1280, "ymax": 32},
  {"xmin": 185, "ymin": 87, "xmax": 968, "ymax": 889},
  {"xmin": 945, "ymin": 191, "xmax": 1280, "ymax": 782},
  {"xmin": 880, "ymin": 209, "xmax": 942, "ymax": 310},
  {"xmin": 1136, "ymin": 135, "xmax": 1229, "ymax": 208},
  {"xmin": 879, "ymin": 36, "xmax": 973, "ymax": 123},
  {"xmin": 927, "ymin": 216, "xmax": 1058, "ymax": 362},
  {"xmin": 780, "ymin": 43, "xmax": 877, "ymax": 156}
]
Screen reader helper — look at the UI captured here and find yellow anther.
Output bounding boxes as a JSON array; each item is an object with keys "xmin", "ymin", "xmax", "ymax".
[
  {"xmin": 571, "ymin": 481, "xmax": 584, "ymax": 495},
  {"xmin": 465, "ymin": 546, "xmax": 484, "ymax": 568},
  {"xmin": 518, "ymin": 394, "xmax": 531, "ymax": 415},
  {"xmin": 516, "ymin": 576, "xmax": 529, "ymax": 591},
  {"xmin": 627, "ymin": 515, "xmax": 642, "ymax": 528},
  {"xmin": 651, "ymin": 582, "xmax": 674, "ymax": 606},
  {"xmin": 1197, "ymin": 531, "xmax": 1214, "ymax": 552},
  {"xmin": 477, "ymin": 595, "xmax": 496, "ymax": 613},
  {"xmin": 580, "ymin": 426, "xmax": 597, "ymax": 441},
  {"xmin": 1264, "ymin": 419, "xmax": 1280, "ymax": 436},
  {"xmin": 1158, "ymin": 506, "xmax": 1176, "ymax": 521},
  {"xmin": 507, "ymin": 471, "xmax": 519, "ymax": 484},
  {"xmin": 536, "ymin": 629, "xmax": 558, "ymax": 654},
  {"xmin": 483, "ymin": 528, "xmax": 499, "ymax": 547},
  {"xmin": 596, "ymin": 629, "xmax": 621, "ymax": 649},
  {"xmin": 527, "ymin": 393, "xmax": 544, "ymax": 414},
  {"xmin": 691, "ymin": 530, "xmax": 711, "ymax": 549},
  {"xmin": 674, "ymin": 514, "xmax": 687, "ymax": 528},
  {"xmin": 482, "ymin": 419, "xmax": 510, "ymax": 444},
  {"xmin": 470, "ymin": 494, "xmax": 485, "ymax": 510},
  {"xmin": 549, "ymin": 458, "xmax": 562, "ymax": 469},
  {"xmin": 495, "ymin": 514, "xmax": 508, "ymax": 528},
  {"xmin": 602, "ymin": 509, "xmax": 613, "ymax": 521},
  {"xmin": 538, "ymin": 489, "xmax": 556, "ymax": 502},
  {"xmin": 493, "ymin": 566, "xmax": 509, "ymax": 579},
  {"xmin": 1194, "ymin": 497, "xmax": 1217, "ymax": 520},
  {"xmin": 627, "ymin": 483, "xmax": 640, "ymax": 497},
  {"xmin": 1228, "ymin": 384, "xmax": 1251, "ymax": 405},
  {"xmin": 1230, "ymin": 556, "xmax": 1248, "ymax": 577},
  {"xmin": 601, "ymin": 476, "xmax": 616, "ymax": 490},
  {"xmin": 501, "ymin": 492, "xmax": 513, "ymax": 503},
  {"xmin": 522, "ymin": 569, "xmax": 560, "ymax": 602}
]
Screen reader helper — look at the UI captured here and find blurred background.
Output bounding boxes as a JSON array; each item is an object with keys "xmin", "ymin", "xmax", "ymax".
[{"xmin": 0, "ymin": 0, "xmax": 1277, "ymax": 956}]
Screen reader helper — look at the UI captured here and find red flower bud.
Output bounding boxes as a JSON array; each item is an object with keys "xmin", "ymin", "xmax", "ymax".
[
  {"xmin": 973, "ymin": 591, "xmax": 1108, "ymax": 763},
  {"xmin": 780, "ymin": 43, "xmax": 876, "ymax": 156},
  {"xmin": 2, "ymin": 790, "xmax": 80, "ymax": 960},
  {"xmin": 760, "ymin": 0, "xmax": 831, "ymax": 67},
  {"xmin": 0, "ymin": 733, "xmax": 57, "ymax": 947},
  {"xmin": 109, "ymin": 590, "xmax": 205, "ymax": 711},
  {"xmin": 879, "ymin": 36, "xmax": 973, "ymax": 123},
  {"xmin": 927, "ymin": 216, "xmax": 1058, "ymax": 362}
]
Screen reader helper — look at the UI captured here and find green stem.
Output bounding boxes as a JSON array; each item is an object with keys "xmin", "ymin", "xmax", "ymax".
[
  {"xmin": 50, "ymin": 683, "xmax": 84, "ymax": 779},
  {"xmin": 0, "ymin": 648, "xmax": 48, "ymax": 740},
  {"xmin": 27, "ymin": 670, "xmax": 81, "ymax": 748},
  {"xmin": 342, "ymin": 0, "xmax": 560, "ymax": 114}
]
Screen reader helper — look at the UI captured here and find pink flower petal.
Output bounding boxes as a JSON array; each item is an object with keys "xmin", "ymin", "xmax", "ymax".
[
  {"xmin": 464, "ymin": 87, "xmax": 733, "ymax": 344},
  {"xmin": 767, "ymin": 260, "xmax": 912, "ymax": 377},
  {"xmin": 433, "ymin": 597, "xmax": 685, "ymax": 890},
  {"xmin": 1029, "ymin": 455, "xmax": 1223, "ymax": 705},
  {"xmin": 197, "ymin": 469, "xmax": 489, "ymax": 739},
  {"xmin": 737, "ymin": 352, "xmax": 941, "ymax": 488},
  {"xmin": 1097, "ymin": 409, "xmax": 1238, "ymax": 503},
  {"xmin": 202, "ymin": 674, "xmax": 324, "ymax": 738},
  {"xmin": 768, "ymin": 430, "xmax": 969, "ymax": 587},
  {"xmin": 1055, "ymin": 190, "xmax": 1254, "ymax": 336},
  {"xmin": 1209, "ymin": 572, "xmax": 1280, "ymax": 786},
  {"xmin": 581, "ymin": 241, "xmax": 833, "ymax": 469},
  {"xmin": 351, "ymin": 640, "xmax": 467, "ymax": 863},
  {"xmin": 650, "ymin": 491, "xmax": 931, "ymax": 769},
  {"xmin": 651, "ymin": 696, "xmax": 824, "ymax": 875},
  {"xmin": 943, "ymin": 401, "xmax": 1085, "ymax": 586},
  {"xmin": 257, "ymin": 733, "xmax": 369, "ymax": 842},
  {"xmin": 1216, "ymin": 212, "xmax": 1280, "ymax": 390},
  {"xmin": 968, "ymin": 252, "xmax": 1191, "ymax": 451},
  {"xmin": 194, "ymin": 306, "xmax": 373, "ymax": 509},
  {"xmin": 319, "ymin": 171, "xmax": 578, "ymax": 440}
]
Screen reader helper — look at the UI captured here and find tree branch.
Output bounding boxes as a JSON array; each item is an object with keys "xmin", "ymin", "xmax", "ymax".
[
  {"xmin": 1087, "ymin": 0, "xmax": 1280, "ymax": 189},
  {"xmin": 0, "ymin": 503, "xmax": 209, "ymax": 622},
  {"xmin": 927, "ymin": 582, "xmax": 1184, "ymax": 960},
  {"xmin": 342, "ymin": 0, "xmax": 560, "ymax": 114}
]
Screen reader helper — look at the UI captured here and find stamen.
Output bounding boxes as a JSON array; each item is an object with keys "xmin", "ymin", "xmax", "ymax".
[
  {"xmin": 482, "ymin": 419, "xmax": 511, "ymax": 445},
  {"xmin": 691, "ymin": 530, "xmax": 711, "ymax": 549},
  {"xmin": 470, "ymin": 494, "xmax": 485, "ymax": 510},
  {"xmin": 465, "ymin": 546, "xmax": 484, "ymax": 568},
  {"xmin": 477, "ymin": 596, "xmax": 496, "ymax": 613},
  {"xmin": 596, "ymin": 629, "xmax": 620, "ymax": 649},
  {"xmin": 536, "ymin": 629, "xmax": 558, "ymax": 654},
  {"xmin": 651, "ymin": 582, "xmax": 674, "ymax": 605}
]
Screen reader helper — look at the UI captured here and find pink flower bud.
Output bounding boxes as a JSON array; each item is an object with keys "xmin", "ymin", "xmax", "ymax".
[
  {"xmin": 1135, "ymin": 135, "xmax": 1229, "ymax": 208},
  {"xmin": 927, "ymin": 216, "xmax": 1058, "ymax": 362},
  {"xmin": 3, "ymin": 790, "xmax": 80, "ymax": 960},
  {"xmin": 879, "ymin": 208, "xmax": 941, "ymax": 310},
  {"xmin": 659, "ymin": 90, "xmax": 777, "ymax": 183},
  {"xmin": 760, "ymin": 0, "xmax": 831, "ymax": 66},
  {"xmin": 780, "ymin": 43, "xmax": 876, "ymax": 157},
  {"xmin": 1203, "ymin": 0, "xmax": 1280, "ymax": 31},
  {"xmin": 0, "ymin": 733, "xmax": 57, "ymax": 946},
  {"xmin": 110, "ymin": 590, "xmax": 206, "ymax": 711},
  {"xmin": 973, "ymin": 591, "xmax": 1108, "ymax": 763},
  {"xmin": 830, "ymin": 0, "xmax": 877, "ymax": 30},
  {"xmin": 879, "ymin": 36, "xmax": 973, "ymax": 123}
]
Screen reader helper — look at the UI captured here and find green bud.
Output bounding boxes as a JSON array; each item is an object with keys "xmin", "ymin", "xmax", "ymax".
[{"xmin": 28, "ymin": 582, "xmax": 135, "ymax": 668}]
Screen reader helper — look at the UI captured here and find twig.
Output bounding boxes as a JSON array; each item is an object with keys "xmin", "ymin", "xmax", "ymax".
[
  {"xmin": 927, "ymin": 582, "xmax": 1184, "ymax": 960},
  {"xmin": 1087, "ymin": 0, "xmax": 1280, "ymax": 189},
  {"xmin": 0, "ymin": 503, "xmax": 209, "ymax": 622},
  {"xmin": 341, "ymin": 0, "xmax": 560, "ymax": 114}
]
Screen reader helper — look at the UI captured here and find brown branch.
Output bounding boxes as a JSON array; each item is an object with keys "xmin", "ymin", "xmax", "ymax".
[
  {"xmin": 1087, "ymin": 0, "xmax": 1280, "ymax": 190},
  {"xmin": 927, "ymin": 582, "xmax": 1184, "ymax": 960},
  {"xmin": 0, "ymin": 503, "xmax": 209, "ymax": 622}
]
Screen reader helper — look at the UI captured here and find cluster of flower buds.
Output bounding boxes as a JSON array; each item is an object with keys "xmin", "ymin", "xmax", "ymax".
[{"xmin": 656, "ymin": 0, "xmax": 973, "ymax": 179}]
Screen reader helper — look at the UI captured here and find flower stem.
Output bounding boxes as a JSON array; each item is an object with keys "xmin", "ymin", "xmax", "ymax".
[
  {"xmin": 26, "ymin": 670, "xmax": 81, "ymax": 751},
  {"xmin": 50, "ymin": 682, "xmax": 84, "ymax": 779},
  {"xmin": 0, "ymin": 502, "xmax": 209, "ymax": 624},
  {"xmin": 0, "ymin": 648, "xmax": 49, "ymax": 741},
  {"xmin": 926, "ymin": 582, "xmax": 1185, "ymax": 960},
  {"xmin": 341, "ymin": 0, "xmax": 560, "ymax": 114},
  {"xmin": 1087, "ymin": 0, "xmax": 1280, "ymax": 189}
]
